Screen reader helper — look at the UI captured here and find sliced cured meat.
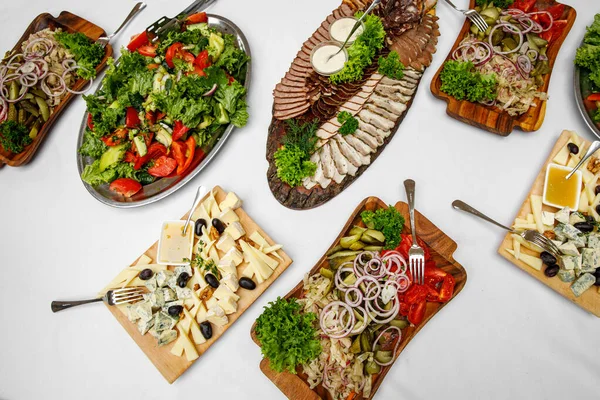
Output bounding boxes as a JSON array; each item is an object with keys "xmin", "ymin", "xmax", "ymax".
[
  {"xmin": 344, "ymin": 133, "xmax": 374, "ymax": 155},
  {"xmin": 354, "ymin": 128, "xmax": 380, "ymax": 148},
  {"xmin": 275, "ymin": 100, "xmax": 310, "ymax": 112},
  {"xmin": 368, "ymin": 94, "xmax": 407, "ymax": 116},
  {"xmin": 358, "ymin": 109, "xmax": 395, "ymax": 131},
  {"xmin": 273, "ymin": 95, "xmax": 308, "ymax": 105},
  {"xmin": 310, "ymin": 152, "xmax": 332, "ymax": 189},
  {"xmin": 273, "ymin": 103, "xmax": 310, "ymax": 120},
  {"xmin": 329, "ymin": 139, "xmax": 349, "ymax": 175},
  {"xmin": 335, "ymin": 135, "xmax": 370, "ymax": 167},
  {"xmin": 357, "ymin": 119, "xmax": 390, "ymax": 141},
  {"xmin": 316, "ymin": 128, "xmax": 337, "ymax": 140},
  {"xmin": 275, "ymin": 82, "xmax": 308, "ymax": 94},
  {"xmin": 319, "ymin": 144, "xmax": 335, "ymax": 179},
  {"xmin": 366, "ymin": 103, "xmax": 399, "ymax": 121},
  {"xmin": 403, "ymin": 69, "xmax": 422, "ymax": 81}
]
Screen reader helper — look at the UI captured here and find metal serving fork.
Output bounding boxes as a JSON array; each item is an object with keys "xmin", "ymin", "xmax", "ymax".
[
  {"xmin": 51, "ymin": 287, "xmax": 145, "ymax": 313},
  {"xmin": 96, "ymin": 2, "xmax": 147, "ymax": 48},
  {"xmin": 147, "ymin": 0, "xmax": 217, "ymax": 40},
  {"xmin": 451, "ymin": 200, "xmax": 562, "ymax": 259},
  {"xmin": 404, "ymin": 179, "xmax": 425, "ymax": 285},
  {"xmin": 442, "ymin": 0, "xmax": 489, "ymax": 33}
]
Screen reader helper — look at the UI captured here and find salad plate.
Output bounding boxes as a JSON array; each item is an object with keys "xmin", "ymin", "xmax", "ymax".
[
  {"xmin": 251, "ymin": 196, "xmax": 467, "ymax": 400},
  {"xmin": 430, "ymin": 0, "xmax": 576, "ymax": 136},
  {"xmin": 574, "ymin": 13, "xmax": 600, "ymax": 140},
  {"xmin": 265, "ymin": 0, "xmax": 441, "ymax": 210},
  {"xmin": 76, "ymin": 12, "xmax": 251, "ymax": 208},
  {"xmin": 499, "ymin": 130, "xmax": 600, "ymax": 316},
  {"xmin": 0, "ymin": 11, "xmax": 112, "ymax": 166},
  {"xmin": 102, "ymin": 186, "xmax": 292, "ymax": 383}
]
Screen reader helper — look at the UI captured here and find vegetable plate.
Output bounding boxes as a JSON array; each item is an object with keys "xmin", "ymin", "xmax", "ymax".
[
  {"xmin": 0, "ymin": 11, "xmax": 112, "ymax": 166},
  {"xmin": 430, "ymin": 0, "xmax": 576, "ymax": 136},
  {"xmin": 251, "ymin": 197, "xmax": 467, "ymax": 400},
  {"xmin": 574, "ymin": 12, "xmax": 600, "ymax": 139},
  {"xmin": 77, "ymin": 12, "xmax": 250, "ymax": 207}
]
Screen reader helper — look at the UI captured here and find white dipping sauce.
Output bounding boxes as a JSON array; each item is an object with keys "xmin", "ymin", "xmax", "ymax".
[
  {"xmin": 311, "ymin": 45, "xmax": 347, "ymax": 75},
  {"xmin": 330, "ymin": 17, "xmax": 364, "ymax": 43}
]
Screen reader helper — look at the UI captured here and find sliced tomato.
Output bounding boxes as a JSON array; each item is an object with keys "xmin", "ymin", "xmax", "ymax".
[
  {"xmin": 156, "ymin": 111, "xmax": 166, "ymax": 121},
  {"xmin": 148, "ymin": 156, "xmax": 177, "ymax": 177},
  {"xmin": 191, "ymin": 65, "xmax": 207, "ymax": 76},
  {"xmin": 86, "ymin": 113, "xmax": 94, "ymax": 130},
  {"xmin": 123, "ymin": 150, "xmax": 137, "ymax": 164},
  {"xmin": 101, "ymin": 128, "xmax": 128, "ymax": 146},
  {"xmin": 512, "ymin": 0, "xmax": 536, "ymax": 13},
  {"xmin": 125, "ymin": 107, "xmax": 141, "ymax": 128},
  {"xmin": 127, "ymin": 31, "xmax": 149, "ymax": 52},
  {"xmin": 133, "ymin": 142, "xmax": 167, "ymax": 170},
  {"xmin": 177, "ymin": 136, "xmax": 196, "ymax": 175},
  {"xmin": 109, "ymin": 178, "xmax": 142, "ymax": 197},
  {"xmin": 408, "ymin": 300, "xmax": 426, "ymax": 326},
  {"xmin": 147, "ymin": 63, "xmax": 160, "ymax": 70},
  {"xmin": 171, "ymin": 140, "xmax": 186, "ymax": 169},
  {"xmin": 588, "ymin": 94, "xmax": 600, "ymax": 102},
  {"xmin": 186, "ymin": 12, "xmax": 208, "ymax": 24},
  {"xmin": 172, "ymin": 120, "xmax": 190, "ymax": 142},
  {"xmin": 194, "ymin": 50, "xmax": 211, "ymax": 70},
  {"xmin": 166, "ymin": 43, "xmax": 184, "ymax": 68},
  {"xmin": 145, "ymin": 110, "xmax": 157, "ymax": 125},
  {"xmin": 545, "ymin": 4, "xmax": 566, "ymax": 20},
  {"xmin": 137, "ymin": 45, "xmax": 157, "ymax": 57}
]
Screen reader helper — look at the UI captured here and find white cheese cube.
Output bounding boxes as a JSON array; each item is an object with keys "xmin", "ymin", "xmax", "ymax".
[
  {"xmin": 541, "ymin": 211, "xmax": 555, "ymax": 226},
  {"xmin": 222, "ymin": 247, "xmax": 243, "ymax": 266},
  {"xmin": 216, "ymin": 233, "xmax": 236, "ymax": 253},
  {"xmin": 222, "ymin": 273, "xmax": 239, "ymax": 292},
  {"xmin": 569, "ymin": 213, "xmax": 586, "ymax": 225},
  {"xmin": 571, "ymin": 273, "xmax": 596, "ymax": 297},
  {"xmin": 555, "ymin": 208, "xmax": 570, "ymax": 224},
  {"xmin": 219, "ymin": 208, "xmax": 239, "ymax": 224},
  {"xmin": 205, "ymin": 296, "xmax": 218, "ymax": 310},
  {"xmin": 219, "ymin": 192, "xmax": 242, "ymax": 210},
  {"xmin": 195, "ymin": 303, "xmax": 208, "ymax": 323},
  {"xmin": 207, "ymin": 305, "xmax": 229, "ymax": 326},
  {"xmin": 218, "ymin": 258, "xmax": 238, "ymax": 278},
  {"xmin": 559, "ymin": 242, "xmax": 580, "ymax": 256},
  {"xmin": 225, "ymin": 221, "xmax": 246, "ymax": 240},
  {"xmin": 213, "ymin": 283, "xmax": 240, "ymax": 301},
  {"xmin": 218, "ymin": 297, "xmax": 238, "ymax": 315}
]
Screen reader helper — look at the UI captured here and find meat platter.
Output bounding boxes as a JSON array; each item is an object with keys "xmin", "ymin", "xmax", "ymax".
[{"xmin": 266, "ymin": 0, "xmax": 440, "ymax": 209}]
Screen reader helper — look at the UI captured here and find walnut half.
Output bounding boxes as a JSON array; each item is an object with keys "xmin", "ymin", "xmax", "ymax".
[{"xmin": 587, "ymin": 156, "xmax": 600, "ymax": 174}]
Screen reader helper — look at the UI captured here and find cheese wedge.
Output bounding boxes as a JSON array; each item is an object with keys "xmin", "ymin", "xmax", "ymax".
[
  {"xmin": 529, "ymin": 195, "xmax": 544, "ymax": 233},
  {"xmin": 506, "ymin": 249, "xmax": 542, "ymax": 270}
]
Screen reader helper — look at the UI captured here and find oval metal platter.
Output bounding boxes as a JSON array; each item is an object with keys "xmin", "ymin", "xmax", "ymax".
[
  {"xmin": 76, "ymin": 14, "xmax": 251, "ymax": 208},
  {"xmin": 574, "ymin": 36, "xmax": 600, "ymax": 140}
]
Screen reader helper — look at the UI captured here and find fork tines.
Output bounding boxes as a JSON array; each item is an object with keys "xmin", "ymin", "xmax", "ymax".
[
  {"xmin": 109, "ymin": 287, "xmax": 145, "ymax": 305},
  {"xmin": 466, "ymin": 10, "xmax": 489, "ymax": 33},
  {"xmin": 409, "ymin": 255, "xmax": 425, "ymax": 285}
]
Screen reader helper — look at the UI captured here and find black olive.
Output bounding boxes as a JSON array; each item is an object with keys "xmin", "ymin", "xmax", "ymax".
[
  {"xmin": 595, "ymin": 185, "xmax": 600, "ymax": 196},
  {"xmin": 568, "ymin": 143, "xmax": 579, "ymax": 155},
  {"xmin": 586, "ymin": 215, "xmax": 596, "ymax": 223},
  {"xmin": 594, "ymin": 269, "xmax": 600, "ymax": 286},
  {"xmin": 177, "ymin": 272, "xmax": 190, "ymax": 288},
  {"xmin": 212, "ymin": 218, "xmax": 226, "ymax": 234},
  {"xmin": 239, "ymin": 277, "xmax": 256, "ymax": 290},
  {"xmin": 205, "ymin": 273, "xmax": 219, "ymax": 288},
  {"xmin": 195, "ymin": 219, "xmax": 207, "ymax": 236},
  {"xmin": 596, "ymin": 205, "xmax": 600, "ymax": 215},
  {"xmin": 168, "ymin": 305, "xmax": 183, "ymax": 316},
  {"xmin": 139, "ymin": 268, "xmax": 153, "ymax": 280},
  {"xmin": 574, "ymin": 222, "xmax": 594, "ymax": 233},
  {"xmin": 540, "ymin": 251, "xmax": 557, "ymax": 266},
  {"xmin": 200, "ymin": 321, "xmax": 213, "ymax": 339},
  {"xmin": 544, "ymin": 264, "xmax": 559, "ymax": 278}
]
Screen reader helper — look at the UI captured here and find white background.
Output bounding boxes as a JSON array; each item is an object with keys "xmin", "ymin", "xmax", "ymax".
[{"xmin": 0, "ymin": 0, "xmax": 598, "ymax": 399}]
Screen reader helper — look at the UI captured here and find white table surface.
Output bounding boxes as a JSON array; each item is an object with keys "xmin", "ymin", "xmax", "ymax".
[{"xmin": 1, "ymin": 0, "xmax": 598, "ymax": 399}]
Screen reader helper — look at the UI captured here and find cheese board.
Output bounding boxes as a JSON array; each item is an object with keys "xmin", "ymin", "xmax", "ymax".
[
  {"xmin": 430, "ymin": 0, "xmax": 576, "ymax": 136},
  {"xmin": 499, "ymin": 130, "xmax": 600, "ymax": 316},
  {"xmin": 251, "ymin": 196, "xmax": 467, "ymax": 399},
  {"xmin": 0, "ymin": 11, "xmax": 113, "ymax": 166},
  {"xmin": 266, "ymin": 0, "xmax": 441, "ymax": 209},
  {"xmin": 101, "ymin": 185, "xmax": 292, "ymax": 383}
]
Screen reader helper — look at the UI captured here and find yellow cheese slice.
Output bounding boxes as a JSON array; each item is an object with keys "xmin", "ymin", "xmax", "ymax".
[
  {"xmin": 511, "ymin": 234, "xmax": 543, "ymax": 253},
  {"xmin": 529, "ymin": 195, "xmax": 544, "ymax": 233},
  {"xmin": 513, "ymin": 237, "xmax": 521, "ymax": 260},
  {"xmin": 506, "ymin": 249, "xmax": 542, "ymax": 270},
  {"xmin": 135, "ymin": 254, "xmax": 152, "ymax": 266}
]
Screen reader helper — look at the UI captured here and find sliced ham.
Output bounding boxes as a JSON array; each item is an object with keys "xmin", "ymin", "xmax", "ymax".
[
  {"xmin": 368, "ymin": 94, "xmax": 407, "ymax": 116},
  {"xmin": 329, "ymin": 139, "xmax": 349, "ymax": 176},
  {"xmin": 357, "ymin": 120, "xmax": 389, "ymax": 142},
  {"xmin": 354, "ymin": 129, "xmax": 381, "ymax": 148},
  {"xmin": 316, "ymin": 128, "xmax": 337, "ymax": 140},
  {"xmin": 320, "ymin": 144, "xmax": 335, "ymax": 179},
  {"xmin": 335, "ymin": 135, "xmax": 370, "ymax": 167},
  {"xmin": 359, "ymin": 109, "xmax": 395, "ymax": 131},
  {"xmin": 344, "ymin": 133, "xmax": 374, "ymax": 155},
  {"xmin": 366, "ymin": 103, "xmax": 400, "ymax": 122},
  {"xmin": 310, "ymin": 152, "xmax": 331, "ymax": 189}
]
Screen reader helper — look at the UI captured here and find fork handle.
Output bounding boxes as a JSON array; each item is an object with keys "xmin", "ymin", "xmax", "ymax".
[
  {"xmin": 106, "ymin": 2, "xmax": 147, "ymax": 41},
  {"xmin": 404, "ymin": 179, "xmax": 418, "ymax": 243},
  {"xmin": 442, "ymin": 0, "xmax": 461, "ymax": 12},
  {"xmin": 452, "ymin": 200, "xmax": 514, "ymax": 232},
  {"xmin": 51, "ymin": 298, "xmax": 103, "ymax": 313}
]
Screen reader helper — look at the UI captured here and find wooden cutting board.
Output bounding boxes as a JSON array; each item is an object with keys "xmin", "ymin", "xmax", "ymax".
[
  {"xmin": 250, "ymin": 196, "xmax": 467, "ymax": 399},
  {"xmin": 0, "ymin": 11, "xmax": 113, "ymax": 166},
  {"xmin": 430, "ymin": 0, "xmax": 576, "ymax": 136},
  {"xmin": 498, "ymin": 131, "xmax": 600, "ymax": 316},
  {"xmin": 104, "ymin": 186, "xmax": 293, "ymax": 383}
]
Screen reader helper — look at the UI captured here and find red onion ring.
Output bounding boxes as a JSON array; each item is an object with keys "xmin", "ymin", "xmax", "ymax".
[
  {"xmin": 24, "ymin": 38, "xmax": 53, "ymax": 58},
  {"xmin": 0, "ymin": 73, "xmax": 28, "ymax": 103},
  {"xmin": 372, "ymin": 326, "xmax": 402, "ymax": 366},
  {"xmin": 489, "ymin": 24, "xmax": 523, "ymax": 55},
  {"xmin": 203, "ymin": 83, "xmax": 218, "ymax": 97},
  {"xmin": 0, "ymin": 98, "xmax": 7, "ymax": 122},
  {"xmin": 41, "ymin": 72, "xmax": 66, "ymax": 97},
  {"xmin": 320, "ymin": 301, "xmax": 355, "ymax": 338},
  {"xmin": 62, "ymin": 66, "xmax": 93, "ymax": 94}
]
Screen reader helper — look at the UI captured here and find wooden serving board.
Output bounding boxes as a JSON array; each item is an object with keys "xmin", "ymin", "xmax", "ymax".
[
  {"xmin": 498, "ymin": 131, "xmax": 600, "ymax": 316},
  {"xmin": 0, "ymin": 11, "xmax": 113, "ymax": 166},
  {"xmin": 104, "ymin": 186, "xmax": 293, "ymax": 383},
  {"xmin": 250, "ymin": 196, "xmax": 467, "ymax": 399},
  {"xmin": 430, "ymin": 0, "xmax": 576, "ymax": 136}
]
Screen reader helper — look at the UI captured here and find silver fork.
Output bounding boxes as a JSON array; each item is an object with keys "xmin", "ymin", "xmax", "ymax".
[
  {"xmin": 96, "ymin": 2, "xmax": 147, "ymax": 48},
  {"xmin": 51, "ymin": 287, "xmax": 145, "ymax": 313},
  {"xmin": 451, "ymin": 200, "xmax": 562, "ymax": 259},
  {"xmin": 404, "ymin": 179, "xmax": 425, "ymax": 285},
  {"xmin": 442, "ymin": 0, "xmax": 489, "ymax": 33}
]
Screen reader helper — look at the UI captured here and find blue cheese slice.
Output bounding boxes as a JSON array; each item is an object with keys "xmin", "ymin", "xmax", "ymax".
[
  {"xmin": 162, "ymin": 288, "xmax": 177, "ymax": 302},
  {"xmin": 541, "ymin": 211, "xmax": 555, "ymax": 226},
  {"xmin": 148, "ymin": 290, "xmax": 165, "ymax": 309},
  {"xmin": 137, "ymin": 317, "xmax": 154, "ymax": 335},
  {"xmin": 558, "ymin": 242, "xmax": 579, "ymax": 256},
  {"xmin": 555, "ymin": 208, "xmax": 570, "ymax": 224},
  {"xmin": 126, "ymin": 304, "xmax": 140, "ymax": 323},
  {"xmin": 571, "ymin": 273, "xmax": 596, "ymax": 297},
  {"xmin": 156, "ymin": 270, "xmax": 173, "ymax": 287},
  {"xmin": 569, "ymin": 235, "xmax": 587, "ymax": 248},
  {"xmin": 136, "ymin": 301, "xmax": 153, "ymax": 322},
  {"xmin": 174, "ymin": 265, "xmax": 192, "ymax": 278},
  {"xmin": 175, "ymin": 286, "xmax": 192, "ymax": 299},
  {"xmin": 555, "ymin": 224, "xmax": 582, "ymax": 241},
  {"xmin": 157, "ymin": 329, "xmax": 178, "ymax": 346},
  {"xmin": 580, "ymin": 248, "xmax": 600, "ymax": 273},
  {"xmin": 558, "ymin": 269, "xmax": 576, "ymax": 283},
  {"xmin": 569, "ymin": 212, "xmax": 586, "ymax": 225},
  {"xmin": 588, "ymin": 234, "xmax": 600, "ymax": 249},
  {"xmin": 144, "ymin": 276, "xmax": 158, "ymax": 292},
  {"xmin": 561, "ymin": 255, "xmax": 581, "ymax": 271},
  {"xmin": 154, "ymin": 311, "xmax": 177, "ymax": 332}
]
